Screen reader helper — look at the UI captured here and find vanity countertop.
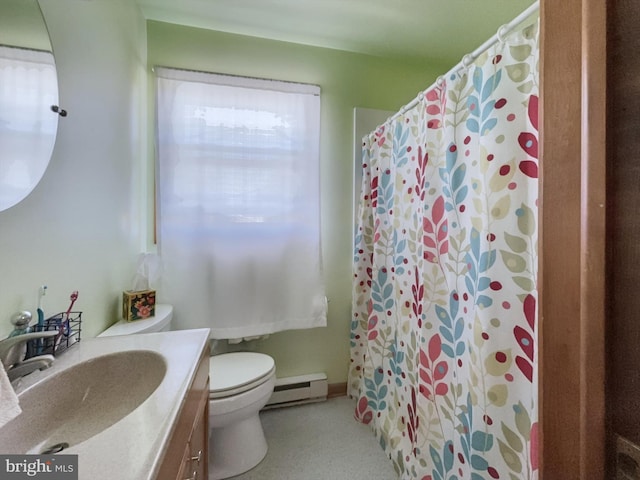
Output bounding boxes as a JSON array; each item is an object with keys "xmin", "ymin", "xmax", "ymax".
[{"xmin": 4, "ymin": 328, "xmax": 210, "ymax": 480}]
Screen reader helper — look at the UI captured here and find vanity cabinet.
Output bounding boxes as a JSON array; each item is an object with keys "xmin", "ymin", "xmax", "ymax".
[{"xmin": 156, "ymin": 344, "xmax": 210, "ymax": 480}]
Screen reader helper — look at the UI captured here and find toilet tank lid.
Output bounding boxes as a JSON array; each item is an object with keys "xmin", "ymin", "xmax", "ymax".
[
  {"xmin": 210, "ymin": 352, "xmax": 275, "ymax": 392},
  {"xmin": 98, "ymin": 304, "xmax": 173, "ymax": 337}
]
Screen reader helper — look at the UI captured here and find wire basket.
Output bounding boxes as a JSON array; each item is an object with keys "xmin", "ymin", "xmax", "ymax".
[{"xmin": 26, "ymin": 311, "xmax": 82, "ymax": 359}]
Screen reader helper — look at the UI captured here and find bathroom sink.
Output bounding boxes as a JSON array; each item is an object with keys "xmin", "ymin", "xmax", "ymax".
[{"xmin": 0, "ymin": 349, "xmax": 166, "ymax": 454}]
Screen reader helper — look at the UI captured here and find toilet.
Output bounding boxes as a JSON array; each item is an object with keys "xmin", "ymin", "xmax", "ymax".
[
  {"xmin": 209, "ymin": 352, "xmax": 275, "ymax": 479},
  {"xmin": 99, "ymin": 304, "xmax": 276, "ymax": 479}
]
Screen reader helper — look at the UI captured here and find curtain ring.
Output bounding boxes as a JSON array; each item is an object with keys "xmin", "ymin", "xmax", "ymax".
[
  {"xmin": 462, "ymin": 54, "xmax": 474, "ymax": 68},
  {"xmin": 436, "ymin": 76, "xmax": 444, "ymax": 87},
  {"xmin": 497, "ymin": 24, "xmax": 509, "ymax": 43}
]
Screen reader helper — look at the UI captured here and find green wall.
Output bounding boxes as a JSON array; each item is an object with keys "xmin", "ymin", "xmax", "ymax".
[
  {"xmin": 1, "ymin": 0, "xmax": 52, "ymax": 51},
  {"xmin": 147, "ymin": 20, "xmax": 449, "ymax": 384}
]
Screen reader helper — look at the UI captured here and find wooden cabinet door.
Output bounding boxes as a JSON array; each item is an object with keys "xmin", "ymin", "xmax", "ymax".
[{"xmin": 188, "ymin": 388, "xmax": 209, "ymax": 480}]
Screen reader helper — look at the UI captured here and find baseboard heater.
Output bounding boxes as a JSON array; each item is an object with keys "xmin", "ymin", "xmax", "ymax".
[{"xmin": 264, "ymin": 373, "xmax": 328, "ymax": 409}]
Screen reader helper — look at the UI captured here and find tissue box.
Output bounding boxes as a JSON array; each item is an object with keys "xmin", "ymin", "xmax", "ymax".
[{"xmin": 122, "ymin": 289, "xmax": 156, "ymax": 321}]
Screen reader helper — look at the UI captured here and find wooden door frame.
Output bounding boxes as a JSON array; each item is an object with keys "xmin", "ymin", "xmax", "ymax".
[{"xmin": 539, "ymin": 0, "xmax": 606, "ymax": 477}]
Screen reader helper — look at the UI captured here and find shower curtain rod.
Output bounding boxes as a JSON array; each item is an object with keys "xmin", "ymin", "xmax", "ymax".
[{"xmin": 388, "ymin": 1, "xmax": 540, "ymax": 123}]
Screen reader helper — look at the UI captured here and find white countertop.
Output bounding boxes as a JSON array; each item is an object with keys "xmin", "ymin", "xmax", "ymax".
[{"xmin": 3, "ymin": 328, "xmax": 210, "ymax": 480}]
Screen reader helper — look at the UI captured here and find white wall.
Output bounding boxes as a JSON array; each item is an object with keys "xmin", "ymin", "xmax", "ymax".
[{"xmin": 0, "ymin": 0, "xmax": 147, "ymax": 338}]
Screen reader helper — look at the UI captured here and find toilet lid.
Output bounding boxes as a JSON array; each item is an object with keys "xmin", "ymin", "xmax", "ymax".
[
  {"xmin": 98, "ymin": 304, "xmax": 173, "ymax": 337},
  {"xmin": 210, "ymin": 352, "xmax": 275, "ymax": 399}
]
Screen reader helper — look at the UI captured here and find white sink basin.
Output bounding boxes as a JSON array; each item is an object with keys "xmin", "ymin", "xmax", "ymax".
[{"xmin": 0, "ymin": 350, "xmax": 166, "ymax": 454}]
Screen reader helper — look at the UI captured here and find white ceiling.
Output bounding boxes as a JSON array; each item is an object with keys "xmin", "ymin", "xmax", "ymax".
[{"xmin": 136, "ymin": 0, "xmax": 537, "ymax": 66}]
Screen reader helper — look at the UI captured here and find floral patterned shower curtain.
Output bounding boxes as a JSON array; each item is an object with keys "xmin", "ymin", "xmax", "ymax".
[{"xmin": 350, "ymin": 22, "xmax": 539, "ymax": 480}]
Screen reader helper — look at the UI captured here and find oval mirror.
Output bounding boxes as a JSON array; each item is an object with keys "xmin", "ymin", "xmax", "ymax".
[{"xmin": 0, "ymin": 0, "xmax": 58, "ymax": 212}]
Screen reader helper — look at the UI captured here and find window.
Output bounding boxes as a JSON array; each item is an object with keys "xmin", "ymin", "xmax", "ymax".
[{"xmin": 155, "ymin": 68, "xmax": 326, "ymax": 338}]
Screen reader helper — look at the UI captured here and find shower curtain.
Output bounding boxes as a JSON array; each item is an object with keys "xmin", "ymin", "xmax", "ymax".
[{"xmin": 350, "ymin": 22, "xmax": 539, "ymax": 480}]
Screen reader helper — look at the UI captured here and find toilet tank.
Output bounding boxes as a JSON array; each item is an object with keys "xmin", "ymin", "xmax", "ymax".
[{"xmin": 98, "ymin": 304, "xmax": 173, "ymax": 337}]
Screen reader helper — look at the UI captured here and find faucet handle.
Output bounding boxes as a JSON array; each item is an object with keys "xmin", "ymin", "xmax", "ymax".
[{"xmin": 10, "ymin": 311, "xmax": 32, "ymax": 329}]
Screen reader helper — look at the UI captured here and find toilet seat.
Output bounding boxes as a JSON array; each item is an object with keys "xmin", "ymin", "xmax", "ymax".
[{"xmin": 210, "ymin": 352, "xmax": 275, "ymax": 399}]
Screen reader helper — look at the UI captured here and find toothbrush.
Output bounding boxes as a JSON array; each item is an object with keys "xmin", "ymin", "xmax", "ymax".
[
  {"xmin": 62, "ymin": 290, "xmax": 78, "ymax": 337},
  {"xmin": 36, "ymin": 285, "xmax": 47, "ymax": 354},
  {"xmin": 54, "ymin": 290, "xmax": 78, "ymax": 350},
  {"xmin": 37, "ymin": 285, "xmax": 47, "ymax": 329}
]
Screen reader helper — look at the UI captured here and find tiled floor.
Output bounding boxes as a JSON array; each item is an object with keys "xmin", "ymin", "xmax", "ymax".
[{"xmin": 228, "ymin": 396, "xmax": 398, "ymax": 480}]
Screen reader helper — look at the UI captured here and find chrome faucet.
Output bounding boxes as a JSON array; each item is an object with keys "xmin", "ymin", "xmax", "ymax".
[{"xmin": 0, "ymin": 331, "xmax": 57, "ymax": 382}]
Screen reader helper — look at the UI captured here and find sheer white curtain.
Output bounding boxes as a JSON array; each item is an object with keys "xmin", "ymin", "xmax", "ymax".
[
  {"xmin": 155, "ymin": 68, "xmax": 327, "ymax": 338},
  {"xmin": 0, "ymin": 46, "xmax": 57, "ymax": 207}
]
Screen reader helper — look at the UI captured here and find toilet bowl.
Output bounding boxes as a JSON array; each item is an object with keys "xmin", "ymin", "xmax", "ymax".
[
  {"xmin": 99, "ymin": 306, "xmax": 276, "ymax": 479},
  {"xmin": 209, "ymin": 352, "xmax": 276, "ymax": 479}
]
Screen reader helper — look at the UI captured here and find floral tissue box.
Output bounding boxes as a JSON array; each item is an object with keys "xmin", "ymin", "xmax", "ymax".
[{"xmin": 122, "ymin": 289, "xmax": 156, "ymax": 321}]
